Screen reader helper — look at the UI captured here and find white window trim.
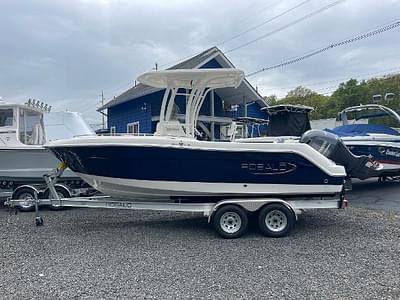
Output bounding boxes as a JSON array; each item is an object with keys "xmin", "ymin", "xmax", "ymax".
[{"xmin": 127, "ymin": 121, "xmax": 140, "ymax": 135}]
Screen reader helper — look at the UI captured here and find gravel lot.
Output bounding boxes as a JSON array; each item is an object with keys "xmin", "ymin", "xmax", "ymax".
[{"xmin": 0, "ymin": 181, "xmax": 399, "ymax": 299}]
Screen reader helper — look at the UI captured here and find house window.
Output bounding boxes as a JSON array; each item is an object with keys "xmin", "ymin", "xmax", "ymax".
[
  {"xmin": 110, "ymin": 126, "xmax": 116, "ymax": 136},
  {"xmin": 127, "ymin": 122, "xmax": 140, "ymax": 135}
]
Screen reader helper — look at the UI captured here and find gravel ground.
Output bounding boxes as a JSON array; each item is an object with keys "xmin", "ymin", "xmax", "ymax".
[
  {"xmin": 349, "ymin": 179, "xmax": 400, "ymax": 211},
  {"xmin": 0, "ymin": 204, "xmax": 399, "ymax": 299}
]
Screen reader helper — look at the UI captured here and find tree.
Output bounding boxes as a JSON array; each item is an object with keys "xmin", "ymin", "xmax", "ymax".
[
  {"xmin": 331, "ymin": 79, "xmax": 369, "ymax": 111},
  {"xmin": 286, "ymin": 86, "xmax": 315, "ymax": 97},
  {"xmin": 263, "ymin": 95, "xmax": 278, "ymax": 106},
  {"xmin": 263, "ymin": 73, "xmax": 400, "ymax": 121},
  {"xmin": 277, "ymin": 87, "xmax": 332, "ymax": 120}
]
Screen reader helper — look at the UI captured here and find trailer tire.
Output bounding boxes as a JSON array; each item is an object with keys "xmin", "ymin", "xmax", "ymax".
[
  {"xmin": 258, "ymin": 203, "xmax": 294, "ymax": 238},
  {"xmin": 212, "ymin": 205, "xmax": 248, "ymax": 239},
  {"xmin": 12, "ymin": 187, "xmax": 36, "ymax": 212},
  {"xmin": 44, "ymin": 186, "xmax": 71, "ymax": 210}
]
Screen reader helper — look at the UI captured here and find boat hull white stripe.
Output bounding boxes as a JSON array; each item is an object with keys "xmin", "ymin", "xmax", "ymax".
[{"xmin": 77, "ymin": 173, "xmax": 343, "ymax": 200}]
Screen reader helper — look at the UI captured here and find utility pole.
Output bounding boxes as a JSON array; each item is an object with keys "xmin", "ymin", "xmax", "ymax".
[{"xmin": 101, "ymin": 90, "xmax": 105, "ymax": 129}]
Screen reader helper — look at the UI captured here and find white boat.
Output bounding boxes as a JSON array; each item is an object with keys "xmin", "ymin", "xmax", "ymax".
[
  {"xmin": 46, "ymin": 69, "xmax": 350, "ymax": 201},
  {"xmin": 0, "ymin": 99, "xmax": 95, "ymax": 208},
  {"xmin": 329, "ymin": 104, "xmax": 400, "ymax": 176}
]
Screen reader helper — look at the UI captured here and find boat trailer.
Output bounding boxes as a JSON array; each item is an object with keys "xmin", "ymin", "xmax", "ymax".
[{"xmin": 5, "ymin": 163, "xmax": 349, "ymax": 238}]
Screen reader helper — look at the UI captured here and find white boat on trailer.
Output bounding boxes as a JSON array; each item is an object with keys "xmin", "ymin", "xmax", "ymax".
[
  {"xmin": 7, "ymin": 69, "xmax": 353, "ymax": 238},
  {"xmin": 0, "ymin": 99, "xmax": 95, "ymax": 211}
]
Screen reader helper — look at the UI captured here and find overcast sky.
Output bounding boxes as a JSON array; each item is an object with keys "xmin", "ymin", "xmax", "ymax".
[{"xmin": 1, "ymin": 0, "xmax": 399, "ymax": 125}]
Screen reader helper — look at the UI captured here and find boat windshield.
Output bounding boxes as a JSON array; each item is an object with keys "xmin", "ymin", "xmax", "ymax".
[
  {"xmin": 0, "ymin": 108, "xmax": 14, "ymax": 127},
  {"xmin": 19, "ymin": 108, "xmax": 45, "ymax": 145}
]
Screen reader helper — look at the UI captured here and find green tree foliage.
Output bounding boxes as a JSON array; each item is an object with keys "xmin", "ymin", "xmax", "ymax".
[
  {"xmin": 286, "ymin": 86, "xmax": 315, "ymax": 97},
  {"xmin": 273, "ymin": 86, "xmax": 332, "ymax": 119},
  {"xmin": 331, "ymin": 79, "xmax": 369, "ymax": 109},
  {"xmin": 263, "ymin": 95, "xmax": 278, "ymax": 106},
  {"xmin": 264, "ymin": 74, "xmax": 400, "ymax": 120}
]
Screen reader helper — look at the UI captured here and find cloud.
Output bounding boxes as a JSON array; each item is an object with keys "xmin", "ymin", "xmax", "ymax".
[{"xmin": 0, "ymin": 0, "xmax": 399, "ymax": 124}]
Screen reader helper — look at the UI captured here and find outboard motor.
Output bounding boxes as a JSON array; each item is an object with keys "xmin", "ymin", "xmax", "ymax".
[{"xmin": 300, "ymin": 130, "xmax": 383, "ymax": 180}]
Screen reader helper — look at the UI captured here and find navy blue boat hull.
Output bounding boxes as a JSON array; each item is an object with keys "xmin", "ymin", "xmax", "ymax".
[
  {"xmin": 49, "ymin": 145, "xmax": 345, "ymax": 199},
  {"xmin": 347, "ymin": 144, "xmax": 400, "ymax": 175}
]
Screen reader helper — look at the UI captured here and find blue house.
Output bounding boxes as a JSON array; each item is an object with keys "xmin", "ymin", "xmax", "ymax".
[{"xmin": 99, "ymin": 47, "xmax": 268, "ymax": 140}]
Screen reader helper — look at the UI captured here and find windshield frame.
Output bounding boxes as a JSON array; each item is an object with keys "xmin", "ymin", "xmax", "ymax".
[{"xmin": 18, "ymin": 107, "xmax": 46, "ymax": 145}]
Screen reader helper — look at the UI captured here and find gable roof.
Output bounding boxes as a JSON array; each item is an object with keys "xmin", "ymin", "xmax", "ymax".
[
  {"xmin": 98, "ymin": 47, "xmax": 265, "ymax": 111},
  {"xmin": 167, "ymin": 46, "xmax": 221, "ymax": 70}
]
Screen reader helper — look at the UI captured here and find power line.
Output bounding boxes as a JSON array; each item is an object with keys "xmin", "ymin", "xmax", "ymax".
[
  {"xmin": 214, "ymin": 0, "xmax": 280, "ymax": 38},
  {"xmin": 158, "ymin": 0, "xmax": 316, "ymax": 69},
  {"xmin": 217, "ymin": 0, "xmax": 313, "ymax": 46},
  {"xmin": 263, "ymin": 67, "xmax": 400, "ymax": 91},
  {"xmin": 246, "ymin": 20, "xmax": 400, "ymax": 77},
  {"xmin": 225, "ymin": 0, "xmax": 345, "ymax": 53}
]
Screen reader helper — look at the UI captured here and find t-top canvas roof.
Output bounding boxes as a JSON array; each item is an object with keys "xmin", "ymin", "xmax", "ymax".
[{"xmin": 137, "ymin": 69, "xmax": 244, "ymax": 90}]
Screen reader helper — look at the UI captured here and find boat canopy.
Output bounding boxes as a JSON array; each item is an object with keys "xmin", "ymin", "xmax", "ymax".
[
  {"xmin": 138, "ymin": 69, "xmax": 245, "ymax": 138},
  {"xmin": 261, "ymin": 104, "xmax": 313, "ymax": 137},
  {"xmin": 263, "ymin": 104, "xmax": 314, "ymax": 115},
  {"xmin": 328, "ymin": 124, "xmax": 400, "ymax": 137},
  {"xmin": 138, "ymin": 69, "xmax": 244, "ymax": 90}
]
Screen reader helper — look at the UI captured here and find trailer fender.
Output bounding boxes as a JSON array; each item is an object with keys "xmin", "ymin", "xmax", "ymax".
[{"xmin": 12, "ymin": 185, "xmax": 40, "ymax": 199}]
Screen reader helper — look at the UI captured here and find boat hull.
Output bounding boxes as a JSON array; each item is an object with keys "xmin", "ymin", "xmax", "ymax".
[
  {"xmin": 48, "ymin": 137, "xmax": 346, "ymax": 200},
  {"xmin": 0, "ymin": 147, "xmax": 78, "ymax": 184},
  {"xmin": 344, "ymin": 141, "xmax": 400, "ymax": 174}
]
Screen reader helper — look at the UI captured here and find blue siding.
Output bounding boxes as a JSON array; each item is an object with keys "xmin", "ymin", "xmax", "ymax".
[
  {"xmin": 245, "ymin": 102, "xmax": 268, "ymax": 136},
  {"xmin": 108, "ymin": 94, "xmax": 267, "ymax": 137},
  {"xmin": 108, "ymin": 99, "xmax": 152, "ymax": 133},
  {"xmin": 220, "ymin": 102, "xmax": 268, "ymax": 120}
]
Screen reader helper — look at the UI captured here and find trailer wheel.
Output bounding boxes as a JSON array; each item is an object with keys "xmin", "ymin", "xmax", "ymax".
[
  {"xmin": 44, "ymin": 186, "xmax": 71, "ymax": 210},
  {"xmin": 258, "ymin": 203, "xmax": 295, "ymax": 238},
  {"xmin": 12, "ymin": 187, "xmax": 36, "ymax": 212},
  {"xmin": 212, "ymin": 205, "xmax": 248, "ymax": 239}
]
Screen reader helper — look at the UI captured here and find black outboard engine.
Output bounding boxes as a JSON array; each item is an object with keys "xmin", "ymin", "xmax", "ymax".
[{"xmin": 300, "ymin": 130, "xmax": 383, "ymax": 180}]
